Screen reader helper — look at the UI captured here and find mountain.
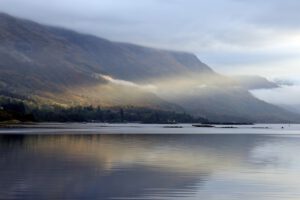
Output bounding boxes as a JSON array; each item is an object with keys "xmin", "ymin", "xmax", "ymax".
[
  {"xmin": 160, "ymin": 86, "xmax": 299, "ymax": 123},
  {"xmin": 278, "ymin": 104, "xmax": 300, "ymax": 115},
  {"xmin": 0, "ymin": 13, "xmax": 299, "ymax": 123}
]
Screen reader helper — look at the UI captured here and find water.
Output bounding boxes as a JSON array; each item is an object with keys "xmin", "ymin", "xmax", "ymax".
[
  {"xmin": 0, "ymin": 123, "xmax": 299, "ymax": 134},
  {"xmin": 1, "ymin": 124, "xmax": 300, "ymax": 200}
]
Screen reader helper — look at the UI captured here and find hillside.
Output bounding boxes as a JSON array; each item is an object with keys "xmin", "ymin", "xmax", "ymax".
[{"xmin": 0, "ymin": 13, "xmax": 190, "ymax": 110}]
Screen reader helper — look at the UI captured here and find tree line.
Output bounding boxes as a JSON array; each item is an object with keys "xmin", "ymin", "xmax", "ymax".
[{"xmin": 0, "ymin": 97, "xmax": 207, "ymax": 123}]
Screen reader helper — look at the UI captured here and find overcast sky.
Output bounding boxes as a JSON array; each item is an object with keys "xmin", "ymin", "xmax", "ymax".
[{"xmin": 1, "ymin": 0, "xmax": 300, "ymax": 81}]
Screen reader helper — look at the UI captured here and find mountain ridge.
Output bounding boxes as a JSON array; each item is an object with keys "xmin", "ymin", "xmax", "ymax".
[{"xmin": 1, "ymin": 12, "xmax": 300, "ymax": 123}]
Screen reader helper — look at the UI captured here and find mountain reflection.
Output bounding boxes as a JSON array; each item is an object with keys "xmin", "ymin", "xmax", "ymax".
[{"xmin": 0, "ymin": 134, "xmax": 300, "ymax": 200}]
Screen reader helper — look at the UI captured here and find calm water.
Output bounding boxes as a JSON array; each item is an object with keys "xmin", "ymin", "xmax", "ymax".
[{"xmin": 1, "ymin": 124, "xmax": 300, "ymax": 199}]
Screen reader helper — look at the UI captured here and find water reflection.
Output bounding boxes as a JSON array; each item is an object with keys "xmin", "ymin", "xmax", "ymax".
[{"xmin": 0, "ymin": 134, "xmax": 300, "ymax": 200}]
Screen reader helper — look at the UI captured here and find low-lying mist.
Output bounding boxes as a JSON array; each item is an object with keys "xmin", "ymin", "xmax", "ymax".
[{"xmin": 99, "ymin": 73, "xmax": 240, "ymax": 98}]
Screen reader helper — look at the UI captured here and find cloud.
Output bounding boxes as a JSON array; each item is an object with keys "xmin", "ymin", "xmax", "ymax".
[{"xmin": 96, "ymin": 74, "xmax": 157, "ymax": 92}]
